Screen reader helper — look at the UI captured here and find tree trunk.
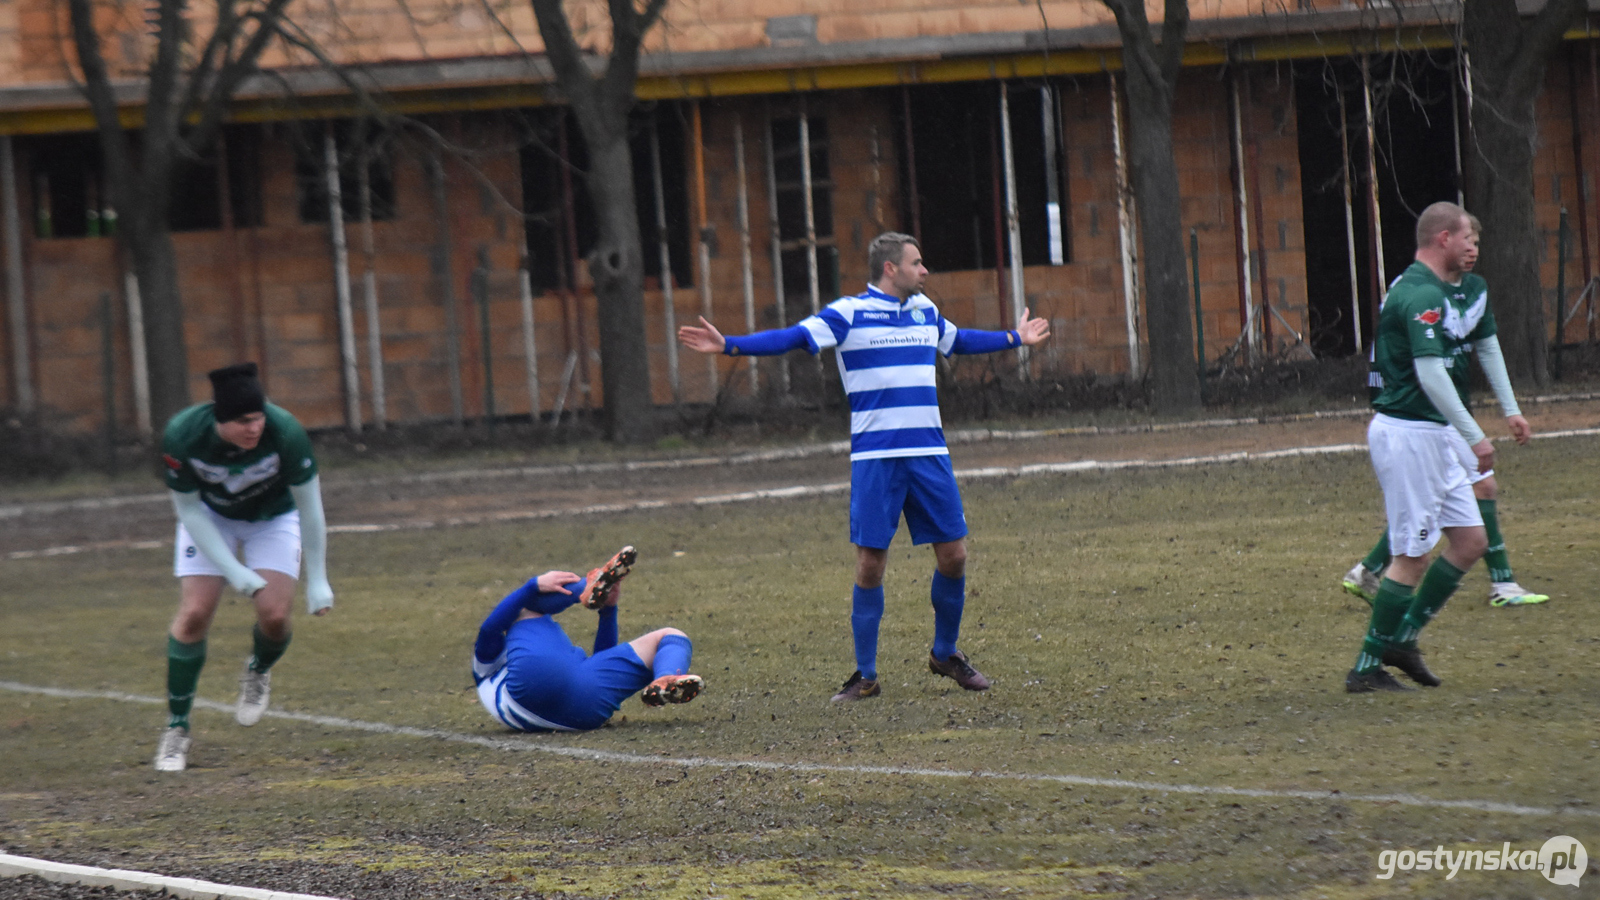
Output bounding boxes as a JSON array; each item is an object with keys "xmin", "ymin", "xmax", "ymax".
[
  {"xmin": 1122, "ymin": 65, "xmax": 1201, "ymax": 411},
  {"xmin": 125, "ymin": 222, "xmax": 193, "ymax": 426},
  {"xmin": 1463, "ymin": 92, "xmax": 1546, "ymax": 385},
  {"xmin": 1462, "ymin": 0, "xmax": 1585, "ymax": 387},
  {"xmin": 577, "ymin": 120, "xmax": 654, "ymax": 443}
]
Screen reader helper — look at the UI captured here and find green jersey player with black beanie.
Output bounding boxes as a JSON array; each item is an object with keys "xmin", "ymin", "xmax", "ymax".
[{"xmin": 153, "ymin": 362, "xmax": 333, "ymax": 771}]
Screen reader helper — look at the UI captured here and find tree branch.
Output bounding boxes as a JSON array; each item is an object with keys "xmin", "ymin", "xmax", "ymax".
[
  {"xmin": 185, "ymin": 0, "xmax": 297, "ymax": 156},
  {"xmin": 527, "ymin": 0, "xmax": 599, "ymax": 110},
  {"xmin": 65, "ymin": 0, "xmax": 140, "ymax": 212}
]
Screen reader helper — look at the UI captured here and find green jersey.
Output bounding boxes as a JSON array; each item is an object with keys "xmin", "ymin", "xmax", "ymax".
[
  {"xmin": 1370, "ymin": 261, "xmax": 1495, "ymax": 424},
  {"xmin": 161, "ymin": 402, "xmax": 318, "ymax": 522}
]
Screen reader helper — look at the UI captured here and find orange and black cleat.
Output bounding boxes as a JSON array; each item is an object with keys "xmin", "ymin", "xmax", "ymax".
[
  {"xmin": 579, "ymin": 545, "xmax": 637, "ymax": 609},
  {"xmin": 641, "ymin": 674, "xmax": 703, "ymax": 707}
]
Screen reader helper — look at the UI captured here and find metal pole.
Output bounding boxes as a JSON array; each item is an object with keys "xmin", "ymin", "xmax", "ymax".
[
  {"xmin": 1556, "ymin": 208, "xmax": 1568, "ymax": 380},
  {"xmin": 734, "ymin": 115, "xmax": 758, "ymax": 395},
  {"xmin": 1243, "ymin": 71, "xmax": 1273, "ymax": 354},
  {"xmin": 216, "ymin": 130, "xmax": 247, "ymax": 362},
  {"xmin": 1, "ymin": 136, "xmax": 33, "ymax": 412},
  {"xmin": 988, "ymin": 109, "xmax": 1007, "ymax": 326},
  {"xmin": 1567, "ymin": 48, "xmax": 1593, "ymax": 286},
  {"xmin": 1338, "ymin": 87, "xmax": 1363, "ymax": 353},
  {"xmin": 557, "ymin": 116, "xmax": 591, "ymax": 411},
  {"xmin": 123, "ymin": 271, "xmax": 151, "ymax": 434},
  {"xmin": 763, "ymin": 103, "xmax": 791, "ymax": 394},
  {"xmin": 550, "ymin": 349, "xmax": 578, "ymax": 429},
  {"xmin": 1191, "ymin": 228, "xmax": 1205, "ymax": 397},
  {"xmin": 998, "ymin": 82, "xmax": 1029, "ymax": 376},
  {"xmin": 519, "ymin": 256, "xmax": 541, "ymax": 421},
  {"xmin": 1451, "ymin": 58, "xmax": 1465, "ymax": 207},
  {"xmin": 1042, "ymin": 84, "xmax": 1064, "ymax": 266},
  {"xmin": 693, "ymin": 100, "xmax": 717, "ymax": 396},
  {"xmin": 358, "ymin": 144, "xmax": 386, "ymax": 429},
  {"xmin": 474, "ymin": 246, "xmax": 495, "ymax": 427},
  {"xmin": 324, "ymin": 127, "xmax": 361, "ymax": 432},
  {"xmin": 649, "ymin": 115, "xmax": 680, "ymax": 403},
  {"xmin": 901, "ymin": 86, "xmax": 922, "ymax": 243},
  {"xmin": 1108, "ymin": 70, "xmax": 1141, "ymax": 376},
  {"xmin": 1362, "ymin": 56, "xmax": 1387, "ymax": 325},
  {"xmin": 1227, "ymin": 70, "xmax": 1256, "ymax": 361},
  {"xmin": 427, "ymin": 150, "xmax": 464, "ymax": 425},
  {"xmin": 799, "ymin": 97, "xmax": 824, "ymax": 388},
  {"xmin": 799, "ymin": 98, "xmax": 821, "ymax": 317},
  {"xmin": 100, "ymin": 291, "xmax": 116, "ymax": 474}
]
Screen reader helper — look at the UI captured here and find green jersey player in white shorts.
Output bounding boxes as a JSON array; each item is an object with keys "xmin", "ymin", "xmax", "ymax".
[
  {"xmin": 153, "ymin": 363, "xmax": 333, "ymax": 770},
  {"xmin": 1346, "ymin": 202, "xmax": 1532, "ymax": 693},
  {"xmin": 1341, "ymin": 212, "xmax": 1546, "ymax": 608}
]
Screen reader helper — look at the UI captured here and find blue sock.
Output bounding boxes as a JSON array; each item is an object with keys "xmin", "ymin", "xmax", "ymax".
[
  {"xmin": 593, "ymin": 606, "xmax": 618, "ymax": 654},
  {"xmin": 652, "ymin": 634, "xmax": 692, "ymax": 678},
  {"xmin": 930, "ymin": 571, "xmax": 964, "ymax": 661},
  {"xmin": 851, "ymin": 585, "xmax": 885, "ymax": 681}
]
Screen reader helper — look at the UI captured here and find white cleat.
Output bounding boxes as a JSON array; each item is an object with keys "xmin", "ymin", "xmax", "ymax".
[
  {"xmin": 154, "ymin": 726, "xmax": 191, "ymax": 772},
  {"xmin": 236, "ymin": 659, "xmax": 272, "ymax": 726},
  {"xmin": 1489, "ymin": 582, "xmax": 1550, "ymax": 607},
  {"xmin": 1341, "ymin": 563, "xmax": 1381, "ymax": 603}
]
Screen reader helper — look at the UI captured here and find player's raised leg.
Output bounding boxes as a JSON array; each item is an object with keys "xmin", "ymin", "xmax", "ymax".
[
  {"xmin": 1341, "ymin": 531, "xmax": 1389, "ymax": 603},
  {"xmin": 1474, "ymin": 478, "xmax": 1548, "ymax": 607}
]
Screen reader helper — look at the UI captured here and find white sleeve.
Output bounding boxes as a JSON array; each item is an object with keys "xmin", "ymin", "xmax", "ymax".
[
  {"xmin": 1472, "ymin": 336, "xmax": 1521, "ymax": 417},
  {"xmin": 289, "ymin": 476, "xmax": 334, "ymax": 614},
  {"xmin": 170, "ymin": 490, "xmax": 267, "ymax": 596},
  {"xmin": 1414, "ymin": 357, "xmax": 1485, "ymax": 446}
]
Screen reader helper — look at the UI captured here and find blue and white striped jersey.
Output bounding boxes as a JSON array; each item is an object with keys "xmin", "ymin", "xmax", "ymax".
[{"xmin": 799, "ymin": 285, "xmax": 962, "ymax": 461}]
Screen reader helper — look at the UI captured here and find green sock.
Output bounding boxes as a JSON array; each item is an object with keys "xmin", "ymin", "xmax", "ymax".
[
  {"xmin": 250, "ymin": 624, "xmax": 292, "ymax": 673},
  {"xmin": 1479, "ymin": 499, "xmax": 1514, "ymax": 583},
  {"xmin": 1361, "ymin": 531, "xmax": 1391, "ymax": 574},
  {"xmin": 1396, "ymin": 557, "xmax": 1467, "ymax": 646},
  {"xmin": 166, "ymin": 636, "xmax": 207, "ymax": 729},
  {"xmin": 1354, "ymin": 577, "xmax": 1413, "ymax": 672}
]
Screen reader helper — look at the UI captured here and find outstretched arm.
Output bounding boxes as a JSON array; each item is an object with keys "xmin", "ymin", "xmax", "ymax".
[
  {"xmin": 949, "ymin": 308, "xmax": 1051, "ymax": 354},
  {"xmin": 679, "ymin": 316, "xmax": 815, "ymax": 356}
]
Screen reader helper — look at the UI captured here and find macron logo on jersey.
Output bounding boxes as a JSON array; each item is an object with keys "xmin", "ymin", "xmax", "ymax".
[{"xmin": 1414, "ymin": 308, "xmax": 1442, "ymax": 326}]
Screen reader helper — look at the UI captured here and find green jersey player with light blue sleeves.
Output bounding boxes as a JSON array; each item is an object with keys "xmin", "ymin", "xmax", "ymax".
[
  {"xmin": 153, "ymin": 363, "xmax": 334, "ymax": 771},
  {"xmin": 1345, "ymin": 203, "xmax": 1533, "ymax": 694}
]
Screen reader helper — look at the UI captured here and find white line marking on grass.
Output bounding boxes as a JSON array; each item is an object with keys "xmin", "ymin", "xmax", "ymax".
[
  {"xmin": 4, "ymin": 680, "xmax": 1595, "ymax": 821},
  {"xmin": 10, "ymin": 429, "xmax": 1600, "ymax": 561},
  {"xmin": 0, "ymin": 852, "xmax": 346, "ymax": 900},
  {"xmin": 6, "ymin": 391, "xmax": 1597, "ymax": 522}
]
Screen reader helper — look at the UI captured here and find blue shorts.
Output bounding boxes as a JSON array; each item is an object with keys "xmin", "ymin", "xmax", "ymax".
[
  {"xmin": 849, "ymin": 455, "xmax": 968, "ymax": 550},
  {"xmin": 475, "ymin": 616, "xmax": 651, "ymax": 732}
]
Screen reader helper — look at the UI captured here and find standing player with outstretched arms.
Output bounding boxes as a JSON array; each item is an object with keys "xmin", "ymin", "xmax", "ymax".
[
  {"xmin": 155, "ymin": 363, "xmax": 334, "ymax": 770},
  {"xmin": 679, "ymin": 232, "xmax": 1050, "ymax": 701},
  {"xmin": 1345, "ymin": 202, "xmax": 1531, "ymax": 693},
  {"xmin": 1340, "ymin": 213, "xmax": 1546, "ymax": 608}
]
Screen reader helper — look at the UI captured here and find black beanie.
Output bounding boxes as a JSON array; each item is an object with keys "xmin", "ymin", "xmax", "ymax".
[{"xmin": 209, "ymin": 362, "xmax": 266, "ymax": 422}]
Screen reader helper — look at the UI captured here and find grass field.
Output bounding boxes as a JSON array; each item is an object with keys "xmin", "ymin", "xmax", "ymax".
[{"xmin": 3, "ymin": 434, "xmax": 1599, "ymax": 899}]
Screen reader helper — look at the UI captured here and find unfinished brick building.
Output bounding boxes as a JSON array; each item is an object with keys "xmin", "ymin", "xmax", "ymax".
[{"xmin": 0, "ymin": 0, "xmax": 1595, "ymax": 433}]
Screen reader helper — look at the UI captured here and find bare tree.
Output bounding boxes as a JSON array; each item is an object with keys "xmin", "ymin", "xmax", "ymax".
[
  {"xmin": 1100, "ymin": 0, "xmax": 1201, "ymax": 412},
  {"xmin": 526, "ymin": 0, "xmax": 665, "ymax": 442},
  {"xmin": 66, "ymin": 0, "xmax": 295, "ymax": 431},
  {"xmin": 1461, "ymin": 0, "xmax": 1586, "ymax": 387}
]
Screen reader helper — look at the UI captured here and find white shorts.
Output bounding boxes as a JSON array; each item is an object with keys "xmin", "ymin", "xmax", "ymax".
[
  {"xmin": 1368, "ymin": 414, "xmax": 1484, "ymax": 558},
  {"xmin": 174, "ymin": 508, "xmax": 302, "ymax": 579}
]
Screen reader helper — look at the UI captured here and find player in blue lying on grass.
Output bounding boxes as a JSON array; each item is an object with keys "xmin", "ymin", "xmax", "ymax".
[
  {"xmin": 678, "ymin": 232, "xmax": 1051, "ymax": 702},
  {"xmin": 472, "ymin": 547, "xmax": 703, "ymax": 732}
]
